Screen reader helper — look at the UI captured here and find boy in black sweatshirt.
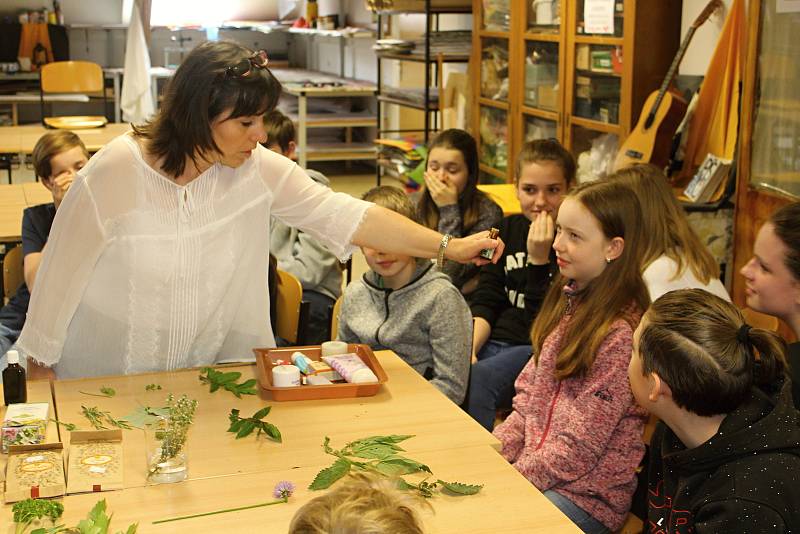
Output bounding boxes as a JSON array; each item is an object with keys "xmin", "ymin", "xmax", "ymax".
[
  {"xmin": 630, "ymin": 289, "xmax": 800, "ymax": 533},
  {"xmin": 466, "ymin": 140, "xmax": 575, "ymax": 430}
]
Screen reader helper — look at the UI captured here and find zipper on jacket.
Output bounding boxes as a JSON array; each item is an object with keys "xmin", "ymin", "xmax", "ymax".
[
  {"xmin": 375, "ymin": 289, "xmax": 392, "ymax": 344},
  {"xmin": 534, "ymin": 381, "xmax": 562, "ymax": 451}
]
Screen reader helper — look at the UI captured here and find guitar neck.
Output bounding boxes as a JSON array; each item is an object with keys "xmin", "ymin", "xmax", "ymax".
[{"xmin": 648, "ymin": 26, "xmax": 697, "ymax": 117}]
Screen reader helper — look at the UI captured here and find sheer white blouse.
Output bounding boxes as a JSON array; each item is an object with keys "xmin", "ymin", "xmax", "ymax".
[{"xmin": 16, "ymin": 135, "xmax": 371, "ymax": 379}]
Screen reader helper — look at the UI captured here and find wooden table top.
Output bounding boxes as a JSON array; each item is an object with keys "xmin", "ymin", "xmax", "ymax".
[
  {"xmin": 0, "ymin": 183, "xmax": 52, "ymax": 242},
  {"xmin": 478, "ymin": 183, "xmax": 521, "ymax": 216},
  {"xmin": 0, "ymin": 351, "xmax": 579, "ymax": 532},
  {"xmin": 0, "ymin": 122, "xmax": 132, "ymax": 155}
]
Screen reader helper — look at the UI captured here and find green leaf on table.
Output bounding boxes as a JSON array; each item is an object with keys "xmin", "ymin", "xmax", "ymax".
[
  {"xmin": 394, "ymin": 478, "xmax": 417, "ymax": 491},
  {"xmin": 199, "ymin": 368, "xmax": 258, "ymax": 398},
  {"xmin": 436, "ymin": 480, "xmax": 483, "ymax": 496},
  {"xmin": 374, "ymin": 456, "xmax": 431, "ymax": 476},
  {"xmin": 347, "ymin": 435, "xmax": 413, "ymax": 450},
  {"xmin": 309, "ymin": 458, "xmax": 351, "ymax": 490},
  {"xmin": 226, "ymin": 407, "xmax": 282, "ymax": 443},
  {"xmin": 50, "ymin": 418, "xmax": 78, "ymax": 432},
  {"xmin": 79, "ymin": 386, "xmax": 115, "ymax": 398},
  {"xmin": 119, "ymin": 406, "xmax": 170, "ymax": 429},
  {"xmin": 144, "ymin": 383, "xmax": 162, "ymax": 391},
  {"xmin": 349, "ymin": 443, "xmax": 398, "ymax": 460}
]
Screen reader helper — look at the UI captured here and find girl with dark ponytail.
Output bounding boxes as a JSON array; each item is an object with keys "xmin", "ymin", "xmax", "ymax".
[{"xmin": 629, "ymin": 288, "xmax": 800, "ymax": 533}]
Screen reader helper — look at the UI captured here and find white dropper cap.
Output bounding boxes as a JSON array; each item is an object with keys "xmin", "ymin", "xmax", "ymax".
[{"xmin": 6, "ymin": 349, "xmax": 19, "ymax": 365}]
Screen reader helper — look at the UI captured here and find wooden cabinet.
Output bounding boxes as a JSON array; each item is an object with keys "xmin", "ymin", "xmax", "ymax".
[{"xmin": 472, "ymin": 0, "xmax": 681, "ymax": 183}]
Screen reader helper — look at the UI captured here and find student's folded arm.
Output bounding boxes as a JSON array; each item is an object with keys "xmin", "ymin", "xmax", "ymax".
[
  {"xmin": 428, "ymin": 287, "xmax": 472, "ymax": 404},
  {"xmin": 694, "ymin": 499, "xmax": 787, "ymax": 534},
  {"xmin": 515, "ymin": 326, "xmax": 645, "ymax": 490},
  {"xmin": 15, "ymin": 178, "xmax": 107, "ymax": 369}
]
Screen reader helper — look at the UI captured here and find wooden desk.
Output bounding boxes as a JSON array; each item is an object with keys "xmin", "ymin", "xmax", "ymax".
[
  {"xmin": 0, "ymin": 183, "xmax": 52, "ymax": 242},
  {"xmin": 478, "ymin": 183, "xmax": 520, "ymax": 216},
  {"xmin": 0, "ymin": 123, "xmax": 131, "ymax": 156},
  {"xmin": 0, "ymin": 352, "xmax": 580, "ymax": 532}
]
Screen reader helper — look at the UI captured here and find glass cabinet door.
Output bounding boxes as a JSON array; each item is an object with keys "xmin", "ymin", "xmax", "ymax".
[
  {"xmin": 572, "ymin": 43, "xmax": 621, "ymax": 124},
  {"xmin": 480, "ymin": 38, "xmax": 510, "ymax": 102},
  {"xmin": 576, "ymin": 0, "xmax": 624, "ymax": 37},
  {"xmin": 482, "ymin": 0, "xmax": 511, "ymax": 31},
  {"xmin": 523, "ymin": 41, "xmax": 559, "ymax": 112},
  {"xmin": 479, "ymin": 105, "xmax": 509, "ymax": 177},
  {"xmin": 528, "ymin": 0, "xmax": 561, "ymax": 33}
]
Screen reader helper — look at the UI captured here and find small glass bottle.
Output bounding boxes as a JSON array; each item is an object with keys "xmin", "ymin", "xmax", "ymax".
[{"xmin": 3, "ymin": 349, "xmax": 27, "ymax": 405}]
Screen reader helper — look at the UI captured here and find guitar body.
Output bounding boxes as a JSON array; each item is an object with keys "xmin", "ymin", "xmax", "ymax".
[{"xmin": 614, "ymin": 89, "xmax": 688, "ymax": 171}]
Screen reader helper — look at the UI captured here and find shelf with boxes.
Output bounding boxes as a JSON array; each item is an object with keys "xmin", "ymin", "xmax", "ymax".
[{"xmin": 472, "ymin": 0, "xmax": 681, "ymax": 183}]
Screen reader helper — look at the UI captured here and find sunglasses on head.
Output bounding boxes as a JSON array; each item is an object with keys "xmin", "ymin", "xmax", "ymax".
[{"xmin": 225, "ymin": 50, "xmax": 269, "ymax": 78}]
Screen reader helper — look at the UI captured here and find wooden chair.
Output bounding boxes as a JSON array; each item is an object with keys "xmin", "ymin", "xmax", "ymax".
[
  {"xmin": 3, "ymin": 245, "xmax": 24, "ymax": 304},
  {"xmin": 275, "ymin": 269, "xmax": 310, "ymax": 345},
  {"xmin": 329, "ymin": 296, "xmax": 343, "ymax": 340},
  {"xmin": 741, "ymin": 307, "xmax": 780, "ymax": 333},
  {"xmin": 39, "ymin": 61, "xmax": 108, "ymax": 129}
]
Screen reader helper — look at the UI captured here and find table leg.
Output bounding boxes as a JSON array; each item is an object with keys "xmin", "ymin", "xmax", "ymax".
[{"xmin": 113, "ymin": 72, "xmax": 121, "ymax": 123}]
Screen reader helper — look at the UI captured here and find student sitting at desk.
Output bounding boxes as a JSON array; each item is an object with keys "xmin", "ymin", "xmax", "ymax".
[
  {"xmin": 338, "ymin": 186, "xmax": 472, "ymax": 404},
  {"xmin": 263, "ymin": 109, "xmax": 342, "ymax": 344},
  {"xmin": 0, "ymin": 131, "xmax": 88, "ymax": 364}
]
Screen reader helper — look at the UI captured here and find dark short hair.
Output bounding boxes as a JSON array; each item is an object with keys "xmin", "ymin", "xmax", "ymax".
[
  {"xmin": 770, "ymin": 202, "xmax": 800, "ymax": 281},
  {"xmin": 263, "ymin": 109, "xmax": 295, "ymax": 153},
  {"xmin": 31, "ymin": 130, "xmax": 88, "ymax": 180},
  {"xmin": 638, "ymin": 289, "xmax": 787, "ymax": 416},
  {"xmin": 515, "ymin": 138, "xmax": 576, "ymax": 185},
  {"xmin": 133, "ymin": 41, "xmax": 282, "ymax": 178}
]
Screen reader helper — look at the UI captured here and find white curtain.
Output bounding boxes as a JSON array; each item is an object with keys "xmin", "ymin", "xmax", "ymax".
[{"xmin": 121, "ymin": 0, "xmax": 155, "ymax": 124}]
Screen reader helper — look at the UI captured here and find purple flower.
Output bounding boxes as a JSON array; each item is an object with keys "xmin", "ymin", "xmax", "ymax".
[{"xmin": 273, "ymin": 480, "xmax": 295, "ymax": 500}]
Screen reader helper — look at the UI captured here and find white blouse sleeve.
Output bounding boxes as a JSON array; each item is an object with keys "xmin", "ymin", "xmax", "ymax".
[
  {"xmin": 260, "ymin": 148, "xmax": 373, "ymax": 261},
  {"xmin": 15, "ymin": 175, "xmax": 107, "ymax": 367}
]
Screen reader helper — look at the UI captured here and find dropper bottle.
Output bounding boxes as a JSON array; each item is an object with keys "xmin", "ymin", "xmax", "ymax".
[{"xmin": 3, "ymin": 349, "xmax": 27, "ymax": 405}]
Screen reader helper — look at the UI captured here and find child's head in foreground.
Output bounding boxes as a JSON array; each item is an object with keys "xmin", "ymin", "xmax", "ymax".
[{"xmin": 288, "ymin": 472, "xmax": 430, "ymax": 534}]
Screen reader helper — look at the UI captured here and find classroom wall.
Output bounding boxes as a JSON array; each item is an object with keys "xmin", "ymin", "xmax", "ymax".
[{"xmin": 680, "ymin": 0, "xmax": 735, "ymax": 77}]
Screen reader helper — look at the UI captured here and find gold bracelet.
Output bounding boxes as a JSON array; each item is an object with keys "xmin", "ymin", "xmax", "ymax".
[{"xmin": 437, "ymin": 234, "xmax": 452, "ymax": 269}]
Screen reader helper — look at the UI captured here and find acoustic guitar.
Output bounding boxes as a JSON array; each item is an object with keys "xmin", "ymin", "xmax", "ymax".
[{"xmin": 614, "ymin": 0, "xmax": 723, "ymax": 171}]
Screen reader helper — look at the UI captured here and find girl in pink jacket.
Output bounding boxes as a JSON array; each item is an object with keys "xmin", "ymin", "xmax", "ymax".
[{"xmin": 494, "ymin": 180, "xmax": 649, "ymax": 533}]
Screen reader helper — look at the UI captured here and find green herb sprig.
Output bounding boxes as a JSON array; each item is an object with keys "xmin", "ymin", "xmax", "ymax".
[
  {"xmin": 66, "ymin": 499, "xmax": 136, "ymax": 534},
  {"xmin": 78, "ymin": 387, "xmax": 115, "ymax": 398},
  {"xmin": 144, "ymin": 384, "xmax": 162, "ymax": 391},
  {"xmin": 227, "ymin": 407, "xmax": 281, "ymax": 442},
  {"xmin": 80, "ymin": 406, "xmax": 132, "ymax": 431},
  {"xmin": 309, "ymin": 435, "xmax": 482, "ymax": 498},
  {"xmin": 148, "ymin": 395, "xmax": 198, "ymax": 480},
  {"xmin": 199, "ymin": 367, "xmax": 257, "ymax": 398},
  {"xmin": 50, "ymin": 418, "xmax": 78, "ymax": 432},
  {"xmin": 11, "ymin": 498, "xmax": 63, "ymax": 534}
]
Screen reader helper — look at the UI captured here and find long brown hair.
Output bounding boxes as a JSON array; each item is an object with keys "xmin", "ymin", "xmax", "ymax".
[
  {"xmin": 417, "ymin": 129, "xmax": 487, "ymax": 230},
  {"xmin": 638, "ymin": 289, "xmax": 787, "ymax": 416},
  {"xmin": 770, "ymin": 201, "xmax": 800, "ymax": 281},
  {"xmin": 531, "ymin": 181, "xmax": 650, "ymax": 379},
  {"xmin": 515, "ymin": 138, "xmax": 576, "ymax": 186},
  {"xmin": 133, "ymin": 41, "xmax": 281, "ymax": 178},
  {"xmin": 608, "ymin": 164, "xmax": 719, "ymax": 282}
]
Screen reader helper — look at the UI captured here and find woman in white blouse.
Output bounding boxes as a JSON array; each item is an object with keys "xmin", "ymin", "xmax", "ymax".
[{"xmin": 18, "ymin": 41, "xmax": 501, "ymax": 379}]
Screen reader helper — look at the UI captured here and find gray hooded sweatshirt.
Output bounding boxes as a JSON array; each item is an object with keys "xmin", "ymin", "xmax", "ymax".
[
  {"xmin": 338, "ymin": 259, "xmax": 472, "ymax": 404},
  {"xmin": 270, "ymin": 168, "xmax": 342, "ymax": 299}
]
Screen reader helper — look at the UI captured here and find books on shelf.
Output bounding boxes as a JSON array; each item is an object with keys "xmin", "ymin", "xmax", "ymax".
[{"xmin": 683, "ymin": 153, "xmax": 732, "ymax": 203}]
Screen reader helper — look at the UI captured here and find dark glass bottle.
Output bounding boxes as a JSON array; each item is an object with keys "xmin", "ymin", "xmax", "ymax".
[{"xmin": 3, "ymin": 349, "xmax": 27, "ymax": 405}]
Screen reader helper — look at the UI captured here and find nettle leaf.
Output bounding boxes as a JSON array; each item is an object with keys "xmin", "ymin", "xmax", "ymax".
[
  {"xmin": 200, "ymin": 368, "xmax": 257, "ymax": 397},
  {"xmin": 437, "ymin": 480, "xmax": 483, "ymax": 496},
  {"xmin": 395, "ymin": 478, "xmax": 416, "ymax": 491},
  {"xmin": 309, "ymin": 458, "xmax": 351, "ymax": 490},
  {"xmin": 349, "ymin": 444, "xmax": 397, "ymax": 460},
  {"xmin": 236, "ymin": 421, "xmax": 256, "ymax": 439},
  {"xmin": 374, "ymin": 457, "xmax": 430, "ymax": 476}
]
